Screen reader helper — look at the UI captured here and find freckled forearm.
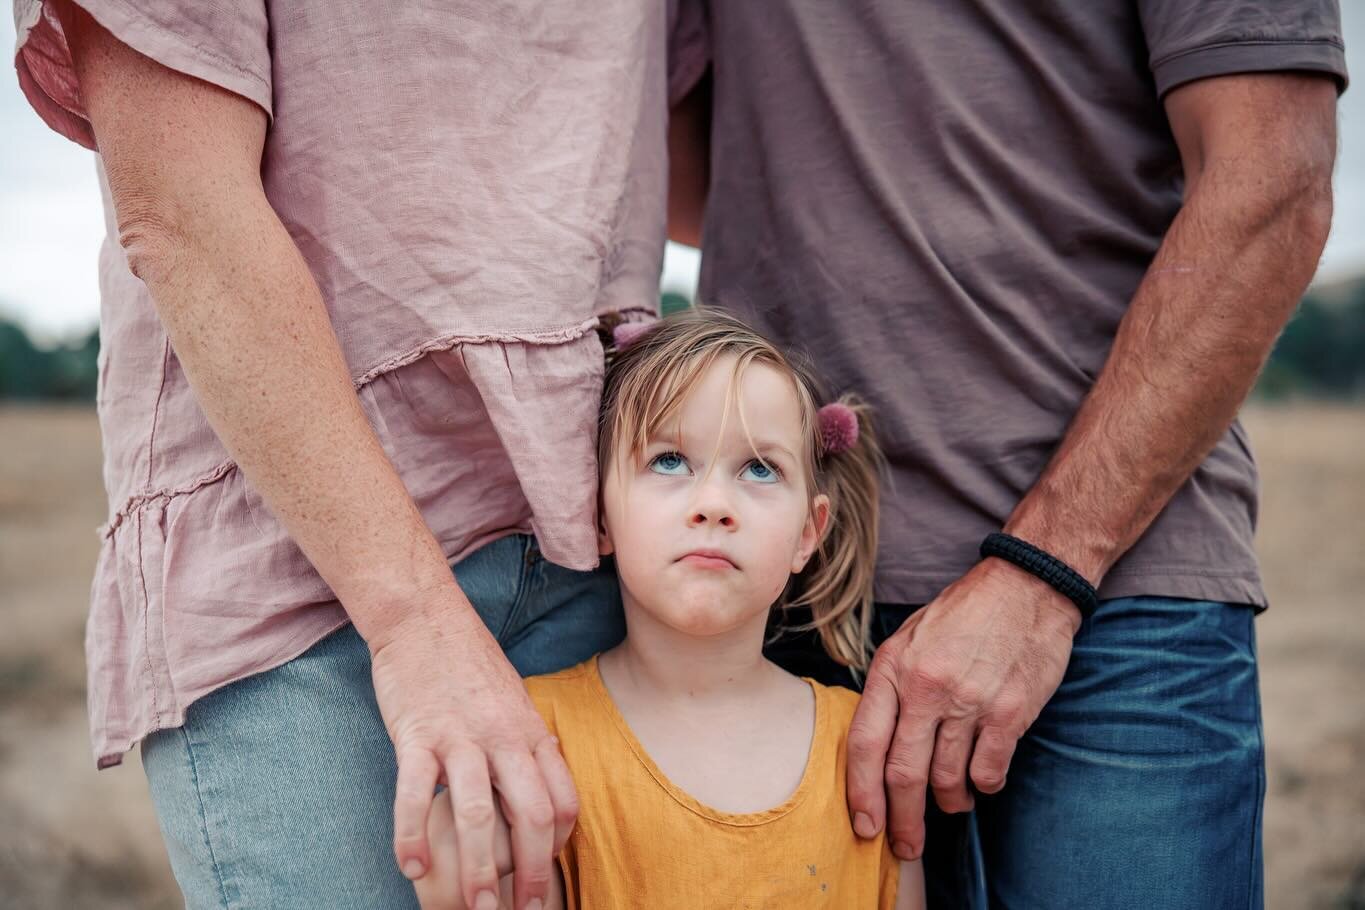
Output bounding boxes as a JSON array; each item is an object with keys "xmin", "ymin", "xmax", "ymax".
[
  {"xmin": 1004, "ymin": 160, "xmax": 1333, "ymax": 583},
  {"xmin": 129, "ymin": 190, "xmax": 471, "ymax": 642},
  {"xmin": 60, "ymin": 0, "xmax": 474, "ymax": 645}
]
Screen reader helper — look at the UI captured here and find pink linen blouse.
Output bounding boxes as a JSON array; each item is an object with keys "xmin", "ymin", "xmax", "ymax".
[{"xmin": 13, "ymin": 0, "xmax": 666, "ymax": 768}]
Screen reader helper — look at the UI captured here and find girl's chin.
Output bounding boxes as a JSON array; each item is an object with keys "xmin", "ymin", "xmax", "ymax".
[{"xmin": 634, "ymin": 592, "xmax": 769, "ymax": 638}]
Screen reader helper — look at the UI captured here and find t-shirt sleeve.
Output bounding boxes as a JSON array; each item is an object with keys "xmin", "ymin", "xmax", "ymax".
[
  {"xmin": 523, "ymin": 675, "xmax": 577, "ymax": 909},
  {"xmin": 13, "ymin": 0, "xmax": 272, "ymax": 151},
  {"xmin": 667, "ymin": 0, "xmax": 709, "ymax": 106},
  {"xmin": 1137, "ymin": 0, "xmax": 1347, "ymax": 98}
]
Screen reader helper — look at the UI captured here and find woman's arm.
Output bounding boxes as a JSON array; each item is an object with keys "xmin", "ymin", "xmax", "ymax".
[
  {"xmin": 53, "ymin": 4, "xmax": 573, "ymax": 908},
  {"xmin": 667, "ymin": 73, "xmax": 712, "ymax": 247}
]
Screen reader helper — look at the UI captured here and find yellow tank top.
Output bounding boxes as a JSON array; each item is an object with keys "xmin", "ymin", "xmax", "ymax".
[{"xmin": 526, "ymin": 657, "xmax": 899, "ymax": 909}]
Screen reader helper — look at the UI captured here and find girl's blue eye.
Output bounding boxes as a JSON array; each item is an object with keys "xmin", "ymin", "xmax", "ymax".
[
  {"xmin": 741, "ymin": 459, "xmax": 780, "ymax": 484},
  {"xmin": 649, "ymin": 452, "xmax": 691, "ymax": 476}
]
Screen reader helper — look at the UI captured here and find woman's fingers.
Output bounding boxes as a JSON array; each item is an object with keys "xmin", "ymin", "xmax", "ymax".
[
  {"xmin": 445, "ymin": 746, "xmax": 501, "ymax": 910},
  {"xmin": 534, "ymin": 736, "xmax": 580, "ymax": 856},
  {"xmin": 394, "ymin": 747, "xmax": 441, "ymax": 880},
  {"xmin": 490, "ymin": 749, "xmax": 557, "ymax": 910}
]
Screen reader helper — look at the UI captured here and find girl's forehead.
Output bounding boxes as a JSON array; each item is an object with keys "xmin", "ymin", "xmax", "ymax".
[{"xmin": 658, "ymin": 358, "xmax": 808, "ymax": 445}]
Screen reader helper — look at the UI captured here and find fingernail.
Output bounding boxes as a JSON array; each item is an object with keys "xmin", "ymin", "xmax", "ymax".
[
  {"xmin": 892, "ymin": 841, "xmax": 918, "ymax": 861},
  {"xmin": 528, "ymin": 900, "xmax": 544, "ymax": 910},
  {"xmin": 401, "ymin": 859, "xmax": 424, "ymax": 879},
  {"xmin": 474, "ymin": 892, "xmax": 498, "ymax": 910},
  {"xmin": 853, "ymin": 812, "xmax": 876, "ymax": 838}
]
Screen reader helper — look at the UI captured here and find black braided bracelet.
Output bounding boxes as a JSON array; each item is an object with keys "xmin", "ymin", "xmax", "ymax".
[{"xmin": 979, "ymin": 532, "xmax": 1100, "ymax": 619}]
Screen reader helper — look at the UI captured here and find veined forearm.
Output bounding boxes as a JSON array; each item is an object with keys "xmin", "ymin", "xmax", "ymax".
[
  {"xmin": 128, "ymin": 194, "xmax": 470, "ymax": 644},
  {"xmin": 1004, "ymin": 155, "xmax": 1333, "ymax": 584}
]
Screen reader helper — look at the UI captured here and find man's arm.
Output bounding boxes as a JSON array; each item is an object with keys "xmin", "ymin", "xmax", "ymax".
[
  {"xmin": 847, "ymin": 71, "xmax": 1337, "ymax": 859},
  {"xmin": 1003, "ymin": 71, "xmax": 1337, "ymax": 587},
  {"xmin": 54, "ymin": 5, "xmax": 573, "ymax": 908},
  {"xmin": 668, "ymin": 74, "xmax": 712, "ymax": 247}
]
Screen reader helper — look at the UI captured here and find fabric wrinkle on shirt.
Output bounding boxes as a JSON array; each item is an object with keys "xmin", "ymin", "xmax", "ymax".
[
  {"xmin": 527, "ymin": 657, "xmax": 901, "ymax": 908},
  {"xmin": 669, "ymin": 0, "xmax": 1347, "ymax": 609},
  {"xmin": 13, "ymin": 0, "xmax": 668, "ymax": 768}
]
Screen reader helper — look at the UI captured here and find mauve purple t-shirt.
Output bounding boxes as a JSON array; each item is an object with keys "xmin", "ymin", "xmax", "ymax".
[{"xmin": 673, "ymin": 0, "xmax": 1347, "ymax": 607}]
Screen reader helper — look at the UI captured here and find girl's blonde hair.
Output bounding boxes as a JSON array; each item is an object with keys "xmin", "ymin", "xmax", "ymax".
[{"xmin": 598, "ymin": 307, "xmax": 883, "ymax": 671}]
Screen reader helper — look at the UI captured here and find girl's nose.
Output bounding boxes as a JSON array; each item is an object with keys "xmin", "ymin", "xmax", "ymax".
[
  {"xmin": 688, "ymin": 480, "xmax": 738, "ymax": 529},
  {"xmin": 688, "ymin": 507, "xmax": 736, "ymax": 529}
]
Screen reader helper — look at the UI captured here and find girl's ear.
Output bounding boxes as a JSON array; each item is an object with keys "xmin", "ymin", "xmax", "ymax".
[
  {"xmin": 792, "ymin": 493, "xmax": 831, "ymax": 573},
  {"xmin": 596, "ymin": 504, "xmax": 615, "ymax": 557}
]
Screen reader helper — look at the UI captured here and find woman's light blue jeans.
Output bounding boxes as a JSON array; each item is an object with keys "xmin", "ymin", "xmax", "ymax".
[{"xmin": 141, "ymin": 534, "xmax": 624, "ymax": 909}]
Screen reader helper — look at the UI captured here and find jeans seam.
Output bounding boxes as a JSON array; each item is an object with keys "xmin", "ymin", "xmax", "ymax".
[
  {"xmin": 495, "ymin": 537, "xmax": 537, "ymax": 644},
  {"xmin": 179, "ymin": 725, "xmax": 235, "ymax": 910},
  {"xmin": 1247, "ymin": 623, "xmax": 1267, "ymax": 910}
]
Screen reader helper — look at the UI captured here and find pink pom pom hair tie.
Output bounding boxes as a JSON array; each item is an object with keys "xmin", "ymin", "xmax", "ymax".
[
  {"xmin": 818, "ymin": 402, "xmax": 859, "ymax": 456},
  {"xmin": 612, "ymin": 320, "xmax": 659, "ymax": 351}
]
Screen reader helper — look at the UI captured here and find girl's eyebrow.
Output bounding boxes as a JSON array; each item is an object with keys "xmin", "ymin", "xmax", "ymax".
[{"xmin": 750, "ymin": 440, "xmax": 799, "ymax": 461}]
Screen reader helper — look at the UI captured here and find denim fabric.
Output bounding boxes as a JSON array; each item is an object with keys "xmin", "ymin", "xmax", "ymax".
[
  {"xmin": 141, "ymin": 533, "xmax": 624, "ymax": 910},
  {"xmin": 766, "ymin": 596, "xmax": 1265, "ymax": 910}
]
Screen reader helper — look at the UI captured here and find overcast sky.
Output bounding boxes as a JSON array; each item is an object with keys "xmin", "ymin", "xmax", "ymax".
[{"xmin": 4, "ymin": 9, "xmax": 1363, "ymax": 344}]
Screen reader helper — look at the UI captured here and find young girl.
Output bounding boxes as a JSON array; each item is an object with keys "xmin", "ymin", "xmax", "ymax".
[{"xmin": 418, "ymin": 308, "xmax": 925, "ymax": 909}]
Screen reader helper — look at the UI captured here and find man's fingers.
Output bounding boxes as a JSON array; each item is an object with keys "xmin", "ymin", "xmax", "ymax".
[
  {"xmin": 491, "ymin": 749, "xmax": 556, "ymax": 910},
  {"xmin": 969, "ymin": 724, "xmax": 1019, "ymax": 795},
  {"xmin": 845, "ymin": 666, "xmax": 900, "ymax": 838},
  {"xmin": 534, "ymin": 736, "xmax": 580, "ymax": 856},
  {"xmin": 928, "ymin": 718, "xmax": 976, "ymax": 814},
  {"xmin": 883, "ymin": 708, "xmax": 936, "ymax": 861},
  {"xmin": 445, "ymin": 747, "xmax": 501, "ymax": 910},
  {"xmin": 394, "ymin": 747, "xmax": 441, "ymax": 880}
]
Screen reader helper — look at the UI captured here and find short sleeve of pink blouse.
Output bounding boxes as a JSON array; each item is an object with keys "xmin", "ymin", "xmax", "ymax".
[
  {"xmin": 16, "ymin": 0, "xmax": 272, "ymax": 146},
  {"xmin": 13, "ymin": 0, "xmax": 666, "ymax": 768}
]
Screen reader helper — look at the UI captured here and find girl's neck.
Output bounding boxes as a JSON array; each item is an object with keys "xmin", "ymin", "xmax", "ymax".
[{"xmin": 599, "ymin": 602, "xmax": 781, "ymax": 704}]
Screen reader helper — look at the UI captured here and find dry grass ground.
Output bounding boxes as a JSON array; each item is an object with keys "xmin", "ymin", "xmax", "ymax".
[{"xmin": 1, "ymin": 403, "xmax": 1361, "ymax": 908}]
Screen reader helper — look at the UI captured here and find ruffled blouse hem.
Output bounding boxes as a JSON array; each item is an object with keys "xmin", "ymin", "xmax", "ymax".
[
  {"xmin": 94, "ymin": 614, "xmax": 353, "ymax": 768},
  {"xmin": 101, "ymin": 318, "xmax": 605, "ymax": 540}
]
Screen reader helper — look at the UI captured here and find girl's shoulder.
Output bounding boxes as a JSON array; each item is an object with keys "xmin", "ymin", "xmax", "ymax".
[
  {"xmin": 807, "ymin": 678, "xmax": 862, "ymax": 733},
  {"xmin": 523, "ymin": 657, "xmax": 609, "ymax": 740}
]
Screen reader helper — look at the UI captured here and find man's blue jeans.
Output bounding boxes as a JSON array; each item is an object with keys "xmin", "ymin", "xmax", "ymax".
[
  {"xmin": 767, "ymin": 596, "xmax": 1266, "ymax": 909},
  {"xmin": 141, "ymin": 534, "xmax": 625, "ymax": 909}
]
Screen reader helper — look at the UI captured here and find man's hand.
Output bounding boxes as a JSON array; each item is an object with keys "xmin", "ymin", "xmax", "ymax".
[
  {"xmin": 846, "ymin": 558, "xmax": 1079, "ymax": 860},
  {"xmin": 372, "ymin": 603, "xmax": 577, "ymax": 910}
]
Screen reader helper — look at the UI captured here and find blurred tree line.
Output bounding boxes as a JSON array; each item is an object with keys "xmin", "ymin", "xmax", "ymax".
[
  {"xmin": 1, "ymin": 286, "xmax": 1362, "ymax": 402},
  {"xmin": 0, "ymin": 317, "xmax": 99, "ymax": 400}
]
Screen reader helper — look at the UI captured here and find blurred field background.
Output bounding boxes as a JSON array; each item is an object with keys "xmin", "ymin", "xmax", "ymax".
[
  {"xmin": 2, "ymin": 399, "xmax": 1363, "ymax": 909},
  {"xmin": 4, "ymin": 5, "xmax": 1365, "ymax": 906}
]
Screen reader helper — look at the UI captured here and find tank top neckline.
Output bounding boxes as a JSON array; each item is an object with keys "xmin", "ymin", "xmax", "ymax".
[{"xmin": 582, "ymin": 654, "xmax": 830, "ymax": 828}]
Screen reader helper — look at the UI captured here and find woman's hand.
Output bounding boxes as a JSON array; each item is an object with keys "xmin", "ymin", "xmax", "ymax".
[
  {"xmin": 371, "ymin": 602, "xmax": 578, "ymax": 910},
  {"xmin": 416, "ymin": 780, "xmax": 514, "ymax": 910}
]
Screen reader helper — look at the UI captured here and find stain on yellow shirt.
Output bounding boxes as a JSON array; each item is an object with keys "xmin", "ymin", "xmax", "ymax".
[{"xmin": 526, "ymin": 657, "xmax": 899, "ymax": 909}]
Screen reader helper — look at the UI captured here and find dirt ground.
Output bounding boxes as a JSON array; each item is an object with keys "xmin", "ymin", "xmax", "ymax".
[{"xmin": 1, "ymin": 403, "xmax": 1362, "ymax": 909}]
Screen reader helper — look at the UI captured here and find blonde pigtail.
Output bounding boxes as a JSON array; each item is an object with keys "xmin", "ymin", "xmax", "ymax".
[{"xmin": 786, "ymin": 396, "xmax": 883, "ymax": 672}]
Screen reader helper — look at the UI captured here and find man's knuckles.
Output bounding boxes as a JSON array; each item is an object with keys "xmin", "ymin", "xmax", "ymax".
[{"xmin": 883, "ymin": 756, "xmax": 928, "ymax": 792}]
